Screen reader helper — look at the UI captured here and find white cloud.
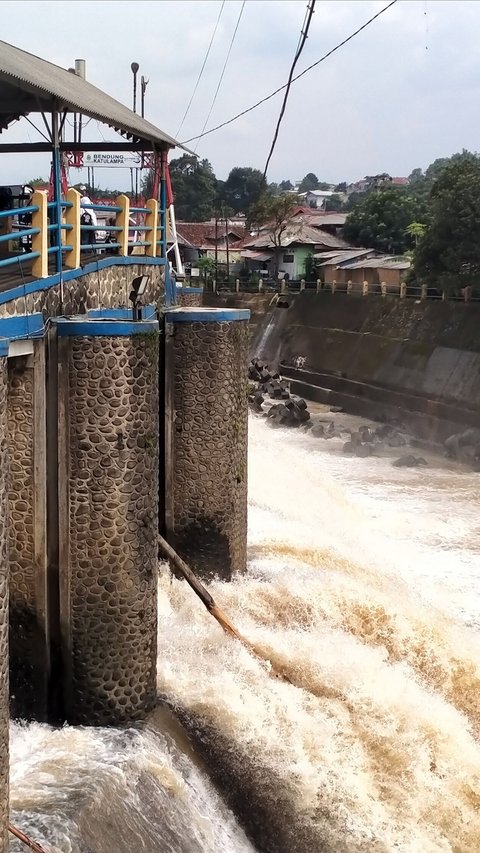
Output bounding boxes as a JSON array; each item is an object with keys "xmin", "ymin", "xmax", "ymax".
[{"xmin": 0, "ymin": 0, "xmax": 479, "ymax": 189}]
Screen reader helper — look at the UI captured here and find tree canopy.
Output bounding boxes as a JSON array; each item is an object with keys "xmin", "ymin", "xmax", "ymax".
[
  {"xmin": 343, "ymin": 186, "xmax": 419, "ymax": 254},
  {"xmin": 221, "ymin": 166, "xmax": 266, "ymax": 215},
  {"xmin": 168, "ymin": 154, "xmax": 218, "ymax": 221},
  {"xmin": 414, "ymin": 157, "xmax": 480, "ymax": 291}
]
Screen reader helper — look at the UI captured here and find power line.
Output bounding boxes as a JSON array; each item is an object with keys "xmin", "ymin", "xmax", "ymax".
[
  {"xmin": 175, "ymin": 0, "xmax": 225, "ymax": 138},
  {"xmin": 182, "ymin": 0, "xmax": 398, "ymax": 146},
  {"xmin": 263, "ymin": 0, "xmax": 315, "ymax": 179},
  {"xmin": 193, "ymin": 0, "xmax": 246, "ymax": 152}
]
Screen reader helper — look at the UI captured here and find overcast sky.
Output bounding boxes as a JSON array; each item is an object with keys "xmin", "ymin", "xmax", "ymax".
[{"xmin": 0, "ymin": 0, "xmax": 479, "ymax": 190}]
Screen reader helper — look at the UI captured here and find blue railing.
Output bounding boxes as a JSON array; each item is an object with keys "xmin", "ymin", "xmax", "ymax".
[{"xmin": 0, "ymin": 205, "xmax": 41, "ymax": 270}]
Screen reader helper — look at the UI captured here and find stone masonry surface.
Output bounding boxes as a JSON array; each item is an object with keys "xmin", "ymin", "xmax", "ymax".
[
  {"xmin": 0, "ymin": 263, "xmax": 163, "ymax": 320},
  {"xmin": 170, "ymin": 320, "xmax": 248, "ymax": 580},
  {"xmin": 0, "ymin": 360, "xmax": 9, "ymax": 853},
  {"xmin": 7, "ymin": 359, "xmax": 40, "ymax": 719},
  {"xmin": 65, "ymin": 334, "xmax": 159, "ymax": 724}
]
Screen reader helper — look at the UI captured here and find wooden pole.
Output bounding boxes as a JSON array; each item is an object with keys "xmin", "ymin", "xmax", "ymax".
[
  {"xmin": 8, "ymin": 822, "xmax": 51, "ymax": 853},
  {"xmin": 158, "ymin": 535, "xmax": 291, "ymax": 683}
]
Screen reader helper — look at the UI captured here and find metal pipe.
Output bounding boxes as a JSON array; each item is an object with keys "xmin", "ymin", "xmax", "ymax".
[{"xmin": 51, "ymin": 105, "xmax": 63, "ymax": 275}]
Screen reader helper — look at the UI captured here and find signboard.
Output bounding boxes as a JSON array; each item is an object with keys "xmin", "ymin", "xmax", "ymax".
[{"xmin": 83, "ymin": 152, "xmax": 142, "ymax": 168}]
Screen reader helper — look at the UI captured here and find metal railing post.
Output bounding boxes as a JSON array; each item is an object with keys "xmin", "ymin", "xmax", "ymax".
[
  {"xmin": 31, "ymin": 190, "xmax": 48, "ymax": 279},
  {"xmin": 65, "ymin": 188, "xmax": 80, "ymax": 269},
  {"xmin": 115, "ymin": 194, "xmax": 130, "ymax": 257},
  {"xmin": 145, "ymin": 198, "xmax": 158, "ymax": 258}
]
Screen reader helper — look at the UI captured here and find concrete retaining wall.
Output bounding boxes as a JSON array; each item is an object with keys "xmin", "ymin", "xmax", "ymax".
[{"xmin": 209, "ymin": 291, "xmax": 480, "ymax": 443}]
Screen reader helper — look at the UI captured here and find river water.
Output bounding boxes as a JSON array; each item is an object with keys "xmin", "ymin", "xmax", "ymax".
[{"xmin": 9, "ymin": 413, "xmax": 480, "ymax": 853}]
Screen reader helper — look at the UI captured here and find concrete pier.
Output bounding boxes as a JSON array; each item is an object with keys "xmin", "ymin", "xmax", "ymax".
[
  {"xmin": 164, "ymin": 308, "xmax": 249, "ymax": 580},
  {"xmin": 7, "ymin": 341, "xmax": 48, "ymax": 720},
  {"xmin": 54, "ymin": 319, "xmax": 159, "ymax": 725},
  {"xmin": 0, "ymin": 342, "xmax": 10, "ymax": 853}
]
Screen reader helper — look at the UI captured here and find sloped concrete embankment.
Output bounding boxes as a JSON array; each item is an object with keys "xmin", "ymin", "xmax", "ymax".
[{"xmin": 207, "ymin": 291, "xmax": 480, "ymax": 447}]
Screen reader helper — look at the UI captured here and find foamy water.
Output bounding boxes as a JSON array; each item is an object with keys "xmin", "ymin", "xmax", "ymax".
[{"xmin": 10, "ymin": 414, "xmax": 480, "ymax": 852}]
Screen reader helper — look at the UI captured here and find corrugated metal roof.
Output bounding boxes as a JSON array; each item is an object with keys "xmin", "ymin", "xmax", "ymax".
[
  {"xmin": 313, "ymin": 249, "xmax": 372, "ymax": 264},
  {"xmin": 245, "ymin": 224, "xmax": 349, "ymax": 250},
  {"xmin": 341, "ymin": 256, "xmax": 411, "ymax": 270},
  {"xmin": 0, "ymin": 39, "xmax": 185, "ymax": 149}
]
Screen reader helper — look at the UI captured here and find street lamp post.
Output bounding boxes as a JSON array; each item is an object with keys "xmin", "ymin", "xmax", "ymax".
[{"xmin": 131, "ymin": 62, "xmax": 139, "ymax": 113}]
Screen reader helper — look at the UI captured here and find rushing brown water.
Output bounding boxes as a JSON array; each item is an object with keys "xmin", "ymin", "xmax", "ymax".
[{"xmin": 10, "ymin": 413, "xmax": 480, "ymax": 853}]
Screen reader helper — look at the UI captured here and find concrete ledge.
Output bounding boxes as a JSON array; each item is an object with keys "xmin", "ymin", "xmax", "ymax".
[
  {"xmin": 165, "ymin": 307, "xmax": 250, "ymax": 323},
  {"xmin": 0, "ymin": 313, "xmax": 44, "ymax": 341},
  {"xmin": 54, "ymin": 318, "xmax": 158, "ymax": 337},
  {"xmin": 0, "ymin": 255, "xmax": 166, "ymax": 307},
  {"xmin": 88, "ymin": 305, "xmax": 157, "ymax": 321}
]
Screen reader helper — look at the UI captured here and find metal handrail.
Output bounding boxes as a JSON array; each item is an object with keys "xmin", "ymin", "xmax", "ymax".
[{"xmin": 0, "ymin": 205, "xmax": 39, "ymax": 220}]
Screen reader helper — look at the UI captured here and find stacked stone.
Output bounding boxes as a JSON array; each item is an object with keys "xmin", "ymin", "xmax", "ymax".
[
  {"xmin": 0, "ymin": 355, "xmax": 9, "ymax": 853},
  {"xmin": 248, "ymin": 358, "xmax": 311, "ymax": 427},
  {"xmin": 165, "ymin": 308, "xmax": 249, "ymax": 581},
  {"xmin": 57, "ymin": 321, "xmax": 159, "ymax": 725}
]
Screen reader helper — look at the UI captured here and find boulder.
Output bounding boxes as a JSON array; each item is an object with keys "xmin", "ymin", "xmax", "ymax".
[{"xmin": 392, "ymin": 455, "xmax": 428, "ymax": 468}]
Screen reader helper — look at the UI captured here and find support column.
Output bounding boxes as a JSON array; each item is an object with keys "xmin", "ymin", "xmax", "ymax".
[
  {"xmin": 164, "ymin": 307, "xmax": 249, "ymax": 581},
  {"xmin": 7, "ymin": 341, "xmax": 48, "ymax": 720},
  {"xmin": 0, "ymin": 343, "xmax": 10, "ymax": 853},
  {"xmin": 55, "ymin": 318, "xmax": 159, "ymax": 725}
]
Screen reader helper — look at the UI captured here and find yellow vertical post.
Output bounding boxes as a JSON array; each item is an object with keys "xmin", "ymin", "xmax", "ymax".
[
  {"xmin": 145, "ymin": 198, "xmax": 158, "ymax": 258},
  {"xmin": 116, "ymin": 194, "xmax": 130, "ymax": 257},
  {"xmin": 31, "ymin": 190, "xmax": 48, "ymax": 279},
  {"xmin": 400, "ymin": 282, "xmax": 407, "ymax": 299},
  {"xmin": 362, "ymin": 280, "xmax": 369, "ymax": 296},
  {"xmin": 64, "ymin": 188, "xmax": 80, "ymax": 269}
]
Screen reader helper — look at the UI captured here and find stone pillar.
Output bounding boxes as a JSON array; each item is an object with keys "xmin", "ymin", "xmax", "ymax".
[
  {"xmin": 7, "ymin": 341, "xmax": 48, "ymax": 720},
  {"xmin": 164, "ymin": 307, "xmax": 249, "ymax": 581},
  {"xmin": 54, "ymin": 318, "xmax": 159, "ymax": 725},
  {"xmin": 0, "ymin": 343, "xmax": 10, "ymax": 853}
]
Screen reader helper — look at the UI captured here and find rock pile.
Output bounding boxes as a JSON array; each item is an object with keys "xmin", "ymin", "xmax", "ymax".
[
  {"xmin": 248, "ymin": 358, "xmax": 311, "ymax": 428},
  {"xmin": 341, "ymin": 422, "xmax": 409, "ymax": 458}
]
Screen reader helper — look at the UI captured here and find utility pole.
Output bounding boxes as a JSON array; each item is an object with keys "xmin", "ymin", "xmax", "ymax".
[
  {"xmin": 214, "ymin": 216, "xmax": 218, "ymax": 293},
  {"xmin": 141, "ymin": 76, "xmax": 148, "ymax": 118},
  {"xmin": 224, "ymin": 211, "xmax": 230, "ymax": 281}
]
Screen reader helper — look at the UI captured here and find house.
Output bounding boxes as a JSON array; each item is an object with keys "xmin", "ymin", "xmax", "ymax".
[
  {"xmin": 292, "ymin": 209, "xmax": 347, "ymax": 237},
  {"xmin": 314, "ymin": 248, "xmax": 410, "ymax": 289},
  {"xmin": 296, "ymin": 189, "xmax": 334, "ymax": 209},
  {"xmin": 174, "ymin": 220, "xmax": 246, "ymax": 271},
  {"xmin": 242, "ymin": 221, "xmax": 350, "ymax": 279}
]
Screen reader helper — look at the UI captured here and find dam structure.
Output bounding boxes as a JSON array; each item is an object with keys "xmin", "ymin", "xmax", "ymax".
[{"xmin": 0, "ymin": 42, "xmax": 249, "ymax": 851}]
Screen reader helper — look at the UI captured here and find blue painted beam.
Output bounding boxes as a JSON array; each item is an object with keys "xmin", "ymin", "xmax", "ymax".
[
  {"xmin": 54, "ymin": 318, "xmax": 159, "ymax": 337},
  {"xmin": 165, "ymin": 307, "xmax": 250, "ymax": 323},
  {"xmin": 0, "ymin": 313, "xmax": 44, "ymax": 341}
]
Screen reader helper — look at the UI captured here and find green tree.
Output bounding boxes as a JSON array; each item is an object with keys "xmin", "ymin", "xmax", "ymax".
[
  {"xmin": 223, "ymin": 166, "xmax": 266, "ymax": 215},
  {"xmin": 324, "ymin": 193, "xmax": 345, "ymax": 212},
  {"xmin": 414, "ymin": 157, "xmax": 480, "ymax": 293},
  {"xmin": 298, "ymin": 172, "xmax": 320, "ymax": 192},
  {"xmin": 343, "ymin": 186, "xmax": 418, "ymax": 254},
  {"xmin": 26, "ymin": 176, "xmax": 48, "ymax": 187},
  {"xmin": 249, "ymin": 192, "xmax": 300, "ymax": 277},
  {"xmin": 405, "ymin": 221, "xmax": 426, "ymax": 247},
  {"xmin": 169, "ymin": 154, "xmax": 217, "ymax": 221},
  {"xmin": 279, "ymin": 179, "xmax": 293, "ymax": 191}
]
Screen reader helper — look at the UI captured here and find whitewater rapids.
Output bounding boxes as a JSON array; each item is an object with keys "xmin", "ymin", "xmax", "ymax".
[{"xmin": 10, "ymin": 413, "xmax": 480, "ymax": 853}]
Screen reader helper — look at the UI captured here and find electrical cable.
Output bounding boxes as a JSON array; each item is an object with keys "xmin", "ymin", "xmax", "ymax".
[
  {"xmin": 182, "ymin": 0, "xmax": 397, "ymax": 145},
  {"xmin": 262, "ymin": 0, "xmax": 315, "ymax": 179},
  {"xmin": 193, "ymin": 0, "xmax": 246, "ymax": 152},
  {"xmin": 175, "ymin": 0, "xmax": 226, "ymax": 138}
]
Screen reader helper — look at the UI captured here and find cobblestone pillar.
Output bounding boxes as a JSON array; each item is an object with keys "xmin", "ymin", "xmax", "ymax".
[
  {"xmin": 0, "ymin": 343, "xmax": 10, "ymax": 853},
  {"xmin": 7, "ymin": 341, "xmax": 48, "ymax": 720},
  {"xmin": 164, "ymin": 307, "xmax": 249, "ymax": 581},
  {"xmin": 55, "ymin": 319, "xmax": 159, "ymax": 725}
]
